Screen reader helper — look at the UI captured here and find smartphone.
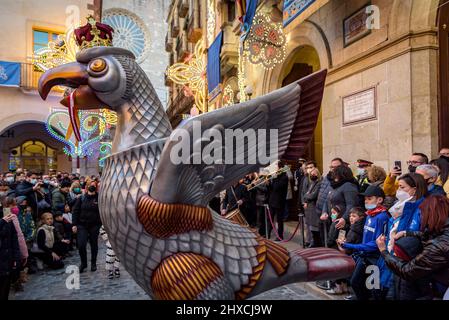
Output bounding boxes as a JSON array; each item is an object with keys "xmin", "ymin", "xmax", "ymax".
[
  {"xmin": 338, "ymin": 230, "xmax": 346, "ymax": 242},
  {"xmin": 394, "ymin": 160, "xmax": 402, "ymax": 171},
  {"xmin": 3, "ymin": 207, "xmax": 11, "ymax": 216}
]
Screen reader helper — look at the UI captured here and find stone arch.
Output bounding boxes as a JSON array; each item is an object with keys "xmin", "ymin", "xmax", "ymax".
[
  {"xmin": 0, "ymin": 113, "xmax": 48, "ymax": 135},
  {"xmin": 388, "ymin": 0, "xmax": 440, "ymax": 39},
  {"xmin": 262, "ymin": 20, "xmax": 331, "ymax": 94}
]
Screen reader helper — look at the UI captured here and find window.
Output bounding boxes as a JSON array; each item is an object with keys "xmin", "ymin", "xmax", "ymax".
[
  {"xmin": 33, "ymin": 29, "xmax": 61, "ymax": 54},
  {"xmin": 228, "ymin": 0, "xmax": 236, "ymax": 22},
  {"xmin": 8, "ymin": 140, "xmax": 57, "ymax": 172}
]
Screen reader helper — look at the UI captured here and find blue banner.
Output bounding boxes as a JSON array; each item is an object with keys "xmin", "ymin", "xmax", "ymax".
[
  {"xmin": 0, "ymin": 61, "xmax": 20, "ymax": 87},
  {"xmin": 283, "ymin": 0, "xmax": 315, "ymax": 27},
  {"xmin": 242, "ymin": 0, "xmax": 259, "ymax": 35},
  {"xmin": 207, "ymin": 31, "xmax": 223, "ymax": 95}
]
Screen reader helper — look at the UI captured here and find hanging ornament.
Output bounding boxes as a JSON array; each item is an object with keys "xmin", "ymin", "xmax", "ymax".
[{"xmin": 243, "ymin": 11, "xmax": 287, "ymax": 69}]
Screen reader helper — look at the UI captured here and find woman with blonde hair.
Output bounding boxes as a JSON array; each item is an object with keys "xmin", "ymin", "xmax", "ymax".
[{"xmin": 367, "ymin": 165, "xmax": 387, "ymax": 188}]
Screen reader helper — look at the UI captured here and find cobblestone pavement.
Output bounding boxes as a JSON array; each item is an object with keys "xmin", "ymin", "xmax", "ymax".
[{"xmin": 11, "ymin": 222, "xmax": 340, "ymax": 300}]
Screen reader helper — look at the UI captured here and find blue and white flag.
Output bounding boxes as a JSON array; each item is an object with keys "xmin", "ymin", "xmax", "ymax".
[{"xmin": 0, "ymin": 61, "xmax": 21, "ymax": 87}]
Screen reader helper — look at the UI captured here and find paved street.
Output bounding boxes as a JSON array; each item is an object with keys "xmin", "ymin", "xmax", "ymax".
[{"xmin": 11, "ymin": 222, "xmax": 340, "ymax": 300}]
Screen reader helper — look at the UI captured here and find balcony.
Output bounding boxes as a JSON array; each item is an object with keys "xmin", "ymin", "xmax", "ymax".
[
  {"xmin": 165, "ymin": 34, "xmax": 173, "ymax": 52},
  {"xmin": 20, "ymin": 62, "xmax": 42, "ymax": 90},
  {"xmin": 177, "ymin": 0, "xmax": 189, "ymax": 18},
  {"xmin": 187, "ymin": 13, "xmax": 202, "ymax": 43},
  {"xmin": 166, "ymin": 89, "xmax": 194, "ymax": 126},
  {"xmin": 220, "ymin": 23, "xmax": 239, "ymax": 74},
  {"xmin": 176, "ymin": 35, "xmax": 189, "ymax": 62},
  {"xmin": 171, "ymin": 20, "xmax": 180, "ymax": 38}
]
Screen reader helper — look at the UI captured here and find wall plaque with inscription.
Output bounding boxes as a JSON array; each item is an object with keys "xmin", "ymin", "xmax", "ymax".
[{"xmin": 342, "ymin": 87, "xmax": 377, "ymax": 126}]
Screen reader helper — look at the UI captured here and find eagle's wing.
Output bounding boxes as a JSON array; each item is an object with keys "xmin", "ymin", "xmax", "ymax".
[{"xmin": 150, "ymin": 70, "xmax": 326, "ymax": 206}]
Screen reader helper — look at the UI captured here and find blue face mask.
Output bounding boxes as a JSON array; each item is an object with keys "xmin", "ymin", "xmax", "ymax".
[
  {"xmin": 365, "ymin": 203, "xmax": 377, "ymax": 210},
  {"xmin": 30, "ymin": 179, "xmax": 37, "ymax": 185}
]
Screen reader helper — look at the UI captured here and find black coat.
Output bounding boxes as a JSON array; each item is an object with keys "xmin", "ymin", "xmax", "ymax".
[
  {"xmin": 345, "ymin": 218, "xmax": 365, "ymax": 254},
  {"xmin": 72, "ymin": 193, "xmax": 101, "ymax": 228},
  {"xmin": 15, "ymin": 181, "xmax": 38, "ymax": 214},
  {"xmin": 268, "ymin": 172, "xmax": 289, "ymax": 209},
  {"xmin": 302, "ymin": 179, "xmax": 321, "ymax": 229},
  {"xmin": 222, "ymin": 184, "xmax": 249, "ymax": 212},
  {"xmin": 327, "ymin": 180, "xmax": 361, "ymax": 221},
  {"xmin": 0, "ymin": 219, "xmax": 20, "ymax": 276}
]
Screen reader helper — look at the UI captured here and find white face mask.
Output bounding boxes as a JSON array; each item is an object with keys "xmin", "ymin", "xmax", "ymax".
[{"xmin": 396, "ymin": 189, "xmax": 412, "ymax": 202}]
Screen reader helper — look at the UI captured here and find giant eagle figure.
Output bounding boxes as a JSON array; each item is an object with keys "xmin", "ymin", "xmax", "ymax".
[{"xmin": 38, "ymin": 45, "xmax": 354, "ymax": 300}]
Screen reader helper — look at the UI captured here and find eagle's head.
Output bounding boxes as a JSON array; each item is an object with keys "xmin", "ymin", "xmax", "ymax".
[{"xmin": 38, "ymin": 46, "xmax": 136, "ymax": 111}]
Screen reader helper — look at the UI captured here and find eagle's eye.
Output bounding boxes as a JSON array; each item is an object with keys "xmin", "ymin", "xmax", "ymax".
[{"xmin": 89, "ymin": 58, "xmax": 107, "ymax": 73}]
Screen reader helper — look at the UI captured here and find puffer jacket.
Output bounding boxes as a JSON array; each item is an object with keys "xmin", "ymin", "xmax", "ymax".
[
  {"xmin": 381, "ymin": 218, "xmax": 449, "ymax": 285},
  {"xmin": 72, "ymin": 193, "xmax": 101, "ymax": 228}
]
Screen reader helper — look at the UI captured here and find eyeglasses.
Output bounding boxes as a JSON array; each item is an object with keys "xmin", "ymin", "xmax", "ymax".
[{"xmin": 406, "ymin": 161, "xmax": 423, "ymax": 166}]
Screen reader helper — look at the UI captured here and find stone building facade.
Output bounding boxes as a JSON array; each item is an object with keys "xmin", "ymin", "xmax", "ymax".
[
  {"xmin": 0, "ymin": 0, "xmax": 169, "ymax": 174},
  {"xmin": 165, "ymin": 0, "xmax": 448, "ymax": 171}
]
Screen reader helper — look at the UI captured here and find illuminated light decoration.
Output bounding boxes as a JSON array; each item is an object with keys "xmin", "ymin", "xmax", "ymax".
[
  {"xmin": 33, "ymin": 28, "xmax": 79, "ymax": 72},
  {"xmin": 222, "ymin": 85, "xmax": 235, "ymax": 106},
  {"xmin": 243, "ymin": 11, "xmax": 287, "ymax": 69},
  {"xmin": 238, "ymin": 40, "xmax": 247, "ymax": 103},
  {"xmin": 99, "ymin": 142, "xmax": 113, "ymax": 167},
  {"xmin": 166, "ymin": 41, "xmax": 207, "ymax": 113},
  {"xmin": 45, "ymin": 109, "xmax": 110, "ymax": 161},
  {"xmin": 102, "ymin": 8, "xmax": 150, "ymax": 64},
  {"xmin": 207, "ymin": 0, "xmax": 216, "ymax": 46}
]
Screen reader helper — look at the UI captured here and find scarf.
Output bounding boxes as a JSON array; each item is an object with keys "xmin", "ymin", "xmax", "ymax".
[
  {"xmin": 388, "ymin": 196, "xmax": 413, "ymax": 219},
  {"xmin": 366, "ymin": 206, "xmax": 387, "ymax": 217}
]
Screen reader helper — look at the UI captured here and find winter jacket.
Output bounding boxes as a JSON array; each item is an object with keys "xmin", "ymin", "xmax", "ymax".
[
  {"xmin": 268, "ymin": 172, "xmax": 289, "ymax": 209},
  {"xmin": 222, "ymin": 184, "xmax": 249, "ymax": 212},
  {"xmin": 18, "ymin": 210, "xmax": 35, "ymax": 242},
  {"xmin": 326, "ymin": 180, "xmax": 361, "ymax": 222},
  {"xmin": 316, "ymin": 174, "xmax": 332, "ymax": 213},
  {"xmin": 427, "ymin": 184, "xmax": 446, "ymax": 197},
  {"xmin": 0, "ymin": 219, "xmax": 20, "ymax": 276},
  {"xmin": 381, "ymin": 218, "xmax": 449, "ymax": 285},
  {"xmin": 344, "ymin": 218, "xmax": 366, "ymax": 254},
  {"xmin": 15, "ymin": 181, "xmax": 38, "ymax": 215},
  {"xmin": 436, "ymin": 176, "xmax": 449, "ymax": 199},
  {"xmin": 343, "ymin": 209, "xmax": 390, "ymax": 253},
  {"xmin": 11, "ymin": 215, "xmax": 28, "ymax": 260},
  {"xmin": 37, "ymin": 225, "xmax": 56, "ymax": 254},
  {"xmin": 377, "ymin": 197, "xmax": 424, "ymax": 288},
  {"xmin": 72, "ymin": 193, "xmax": 101, "ymax": 228},
  {"xmin": 303, "ymin": 179, "xmax": 321, "ymax": 230},
  {"xmin": 383, "ymin": 175, "xmax": 399, "ymax": 197},
  {"xmin": 51, "ymin": 189, "xmax": 67, "ymax": 213}
]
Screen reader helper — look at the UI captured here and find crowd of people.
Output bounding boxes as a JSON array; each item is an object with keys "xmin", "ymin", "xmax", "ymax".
[
  {"xmin": 218, "ymin": 148, "xmax": 449, "ymax": 300},
  {"xmin": 0, "ymin": 169, "xmax": 120, "ymax": 300},
  {"xmin": 2, "ymin": 147, "xmax": 449, "ymax": 300}
]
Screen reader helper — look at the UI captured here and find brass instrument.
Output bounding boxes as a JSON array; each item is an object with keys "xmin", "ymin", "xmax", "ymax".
[{"xmin": 245, "ymin": 166, "xmax": 290, "ymax": 191}]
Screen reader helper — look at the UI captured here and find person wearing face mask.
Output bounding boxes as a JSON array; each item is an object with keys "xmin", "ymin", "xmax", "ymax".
[
  {"xmin": 4, "ymin": 173, "xmax": 16, "ymax": 191},
  {"xmin": 383, "ymin": 153, "xmax": 428, "ymax": 199},
  {"xmin": 356, "ymin": 159, "xmax": 373, "ymax": 193},
  {"xmin": 302, "ymin": 167, "xmax": 322, "ymax": 247},
  {"xmin": 72, "ymin": 181, "xmax": 102, "ymax": 273},
  {"xmin": 15, "ymin": 172, "xmax": 41, "ymax": 222},
  {"xmin": 376, "ymin": 173, "xmax": 428, "ymax": 299},
  {"xmin": 68, "ymin": 181, "xmax": 83, "ymax": 210},
  {"xmin": 416, "ymin": 164, "xmax": 446, "ymax": 197},
  {"xmin": 336, "ymin": 185, "xmax": 390, "ymax": 300},
  {"xmin": 51, "ymin": 181, "xmax": 71, "ymax": 214}
]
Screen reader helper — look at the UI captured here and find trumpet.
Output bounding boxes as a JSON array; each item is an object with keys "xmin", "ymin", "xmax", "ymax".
[{"xmin": 245, "ymin": 166, "xmax": 289, "ymax": 191}]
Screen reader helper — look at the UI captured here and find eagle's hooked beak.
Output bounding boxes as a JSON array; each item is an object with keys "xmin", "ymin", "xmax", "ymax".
[{"xmin": 38, "ymin": 62, "xmax": 103, "ymax": 110}]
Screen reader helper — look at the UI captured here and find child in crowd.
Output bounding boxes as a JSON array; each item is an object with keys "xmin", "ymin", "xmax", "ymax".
[
  {"xmin": 338, "ymin": 185, "xmax": 390, "ymax": 300},
  {"xmin": 326, "ymin": 205, "xmax": 343, "ymax": 248},
  {"xmin": 340, "ymin": 207, "xmax": 366, "ymax": 255},
  {"xmin": 53, "ymin": 212, "xmax": 72, "ymax": 254},
  {"xmin": 100, "ymin": 225, "xmax": 120, "ymax": 279},
  {"xmin": 35, "ymin": 213, "xmax": 68, "ymax": 269}
]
